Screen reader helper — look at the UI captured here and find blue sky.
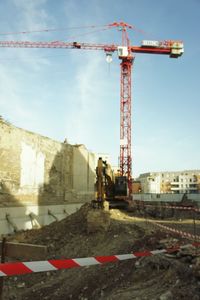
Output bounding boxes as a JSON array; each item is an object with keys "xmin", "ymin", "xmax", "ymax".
[{"xmin": 0, "ymin": 0, "xmax": 199, "ymax": 177}]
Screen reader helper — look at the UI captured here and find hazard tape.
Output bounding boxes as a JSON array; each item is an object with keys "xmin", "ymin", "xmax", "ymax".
[
  {"xmin": 1, "ymin": 243, "xmax": 200, "ymax": 277},
  {"xmin": 135, "ymin": 201, "xmax": 200, "ymax": 213},
  {"xmin": 149, "ymin": 219, "xmax": 200, "ymax": 241}
]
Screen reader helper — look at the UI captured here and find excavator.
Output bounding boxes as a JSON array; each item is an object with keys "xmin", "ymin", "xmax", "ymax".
[{"xmin": 92, "ymin": 157, "xmax": 129, "ymax": 209}]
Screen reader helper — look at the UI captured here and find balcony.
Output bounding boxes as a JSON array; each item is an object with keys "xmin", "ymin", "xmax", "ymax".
[
  {"xmin": 170, "ymin": 187, "xmax": 180, "ymax": 190},
  {"xmin": 187, "ymin": 186, "xmax": 198, "ymax": 190},
  {"xmin": 171, "ymin": 182, "xmax": 198, "ymax": 186},
  {"xmin": 189, "ymin": 184, "xmax": 198, "ymax": 188},
  {"xmin": 171, "ymin": 186, "xmax": 198, "ymax": 191}
]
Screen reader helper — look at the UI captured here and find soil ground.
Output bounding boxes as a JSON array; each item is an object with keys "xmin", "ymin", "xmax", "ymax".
[{"xmin": 1, "ymin": 203, "xmax": 200, "ymax": 300}]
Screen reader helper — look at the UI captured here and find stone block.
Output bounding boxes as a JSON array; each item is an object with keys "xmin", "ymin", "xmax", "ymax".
[{"xmin": 86, "ymin": 209, "xmax": 110, "ymax": 233}]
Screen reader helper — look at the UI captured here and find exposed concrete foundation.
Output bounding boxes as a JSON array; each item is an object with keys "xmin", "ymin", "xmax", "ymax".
[{"xmin": 0, "ymin": 203, "xmax": 83, "ymax": 235}]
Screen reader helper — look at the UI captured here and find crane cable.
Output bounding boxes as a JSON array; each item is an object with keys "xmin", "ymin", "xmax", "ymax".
[
  {"xmin": 0, "ymin": 24, "xmax": 109, "ymax": 36},
  {"xmin": 0, "ymin": 22, "xmax": 151, "ymax": 38},
  {"xmin": 0, "ymin": 27, "xmax": 111, "ymax": 62}
]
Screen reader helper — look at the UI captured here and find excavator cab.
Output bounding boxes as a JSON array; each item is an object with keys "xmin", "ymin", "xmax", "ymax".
[{"xmin": 114, "ymin": 176, "xmax": 128, "ymax": 197}]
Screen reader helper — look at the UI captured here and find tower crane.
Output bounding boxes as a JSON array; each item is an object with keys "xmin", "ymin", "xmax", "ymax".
[{"xmin": 0, "ymin": 21, "xmax": 184, "ymax": 199}]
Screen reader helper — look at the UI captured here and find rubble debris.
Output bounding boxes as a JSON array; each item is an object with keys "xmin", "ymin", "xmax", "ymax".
[
  {"xmin": 2, "ymin": 204, "xmax": 200, "ymax": 300},
  {"xmin": 86, "ymin": 208, "xmax": 110, "ymax": 233},
  {"xmin": 159, "ymin": 290, "xmax": 173, "ymax": 300}
]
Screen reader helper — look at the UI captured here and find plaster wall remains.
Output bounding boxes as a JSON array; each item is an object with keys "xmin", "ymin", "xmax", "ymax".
[
  {"xmin": 73, "ymin": 145, "xmax": 96, "ymax": 202},
  {"xmin": 0, "ymin": 119, "xmax": 96, "ymax": 208}
]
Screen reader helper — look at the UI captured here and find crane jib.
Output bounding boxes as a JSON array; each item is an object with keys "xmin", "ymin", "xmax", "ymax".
[{"xmin": 0, "ymin": 41, "xmax": 183, "ymax": 58}]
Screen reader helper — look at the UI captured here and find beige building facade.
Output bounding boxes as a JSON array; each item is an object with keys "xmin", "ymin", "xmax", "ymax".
[{"xmin": 138, "ymin": 170, "xmax": 200, "ymax": 194}]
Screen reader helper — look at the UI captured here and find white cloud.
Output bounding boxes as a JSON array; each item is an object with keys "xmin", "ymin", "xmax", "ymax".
[
  {"xmin": 12, "ymin": 0, "xmax": 49, "ymax": 31},
  {"xmin": 0, "ymin": 0, "xmax": 53, "ymax": 126},
  {"xmin": 0, "ymin": 66, "xmax": 34, "ymax": 121},
  {"xmin": 63, "ymin": 0, "xmax": 103, "ymax": 28},
  {"xmin": 62, "ymin": 1, "xmax": 111, "ymax": 147},
  {"xmin": 65, "ymin": 53, "xmax": 104, "ymax": 143}
]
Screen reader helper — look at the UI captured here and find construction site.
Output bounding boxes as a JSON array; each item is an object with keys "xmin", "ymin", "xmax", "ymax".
[{"xmin": 0, "ymin": 11, "xmax": 200, "ymax": 300}]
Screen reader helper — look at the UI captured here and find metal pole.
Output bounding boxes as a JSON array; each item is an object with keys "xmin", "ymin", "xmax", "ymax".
[
  {"xmin": 192, "ymin": 208, "xmax": 197, "ymax": 255},
  {"xmin": 0, "ymin": 237, "xmax": 6, "ymax": 300},
  {"xmin": 6, "ymin": 214, "xmax": 18, "ymax": 233},
  {"xmin": 144, "ymin": 204, "xmax": 148, "ymax": 228},
  {"xmin": 48, "ymin": 210, "xmax": 58, "ymax": 221}
]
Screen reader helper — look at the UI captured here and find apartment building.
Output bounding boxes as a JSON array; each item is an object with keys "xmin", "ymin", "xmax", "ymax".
[{"xmin": 137, "ymin": 170, "xmax": 200, "ymax": 194}]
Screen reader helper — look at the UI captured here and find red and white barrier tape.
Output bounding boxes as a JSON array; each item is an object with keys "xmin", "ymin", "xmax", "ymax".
[
  {"xmin": 149, "ymin": 219, "xmax": 200, "ymax": 241},
  {"xmin": 1, "ymin": 243, "xmax": 200, "ymax": 277}
]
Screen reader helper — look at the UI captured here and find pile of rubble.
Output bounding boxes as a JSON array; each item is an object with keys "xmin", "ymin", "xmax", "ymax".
[{"xmin": 2, "ymin": 204, "xmax": 200, "ymax": 300}]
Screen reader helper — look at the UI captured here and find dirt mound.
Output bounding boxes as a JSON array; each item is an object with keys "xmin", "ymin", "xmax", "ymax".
[{"xmin": 3, "ymin": 204, "xmax": 200, "ymax": 300}]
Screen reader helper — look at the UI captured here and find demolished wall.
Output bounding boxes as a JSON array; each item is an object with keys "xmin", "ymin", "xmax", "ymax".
[
  {"xmin": 0, "ymin": 119, "xmax": 96, "ymax": 208},
  {"xmin": 73, "ymin": 144, "xmax": 96, "ymax": 202}
]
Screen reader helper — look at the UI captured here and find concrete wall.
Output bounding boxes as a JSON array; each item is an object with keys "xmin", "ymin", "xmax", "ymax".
[
  {"xmin": 132, "ymin": 193, "xmax": 200, "ymax": 206},
  {"xmin": 72, "ymin": 145, "xmax": 96, "ymax": 202},
  {"xmin": 0, "ymin": 119, "xmax": 96, "ymax": 209},
  {"xmin": 0, "ymin": 203, "xmax": 83, "ymax": 235}
]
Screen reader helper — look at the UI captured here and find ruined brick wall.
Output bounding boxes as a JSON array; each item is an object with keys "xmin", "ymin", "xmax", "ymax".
[{"xmin": 0, "ymin": 119, "xmax": 95, "ymax": 207}]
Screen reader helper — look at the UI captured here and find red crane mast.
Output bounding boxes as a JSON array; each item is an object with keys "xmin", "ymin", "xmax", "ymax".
[{"xmin": 0, "ymin": 22, "xmax": 184, "ymax": 196}]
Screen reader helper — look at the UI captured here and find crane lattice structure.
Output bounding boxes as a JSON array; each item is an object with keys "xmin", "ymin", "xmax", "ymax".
[{"xmin": 0, "ymin": 21, "xmax": 184, "ymax": 195}]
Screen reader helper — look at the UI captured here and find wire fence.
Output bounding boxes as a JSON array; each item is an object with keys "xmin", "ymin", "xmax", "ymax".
[{"xmin": 132, "ymin": 200, "xmax": 200, "ymax": 242}]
